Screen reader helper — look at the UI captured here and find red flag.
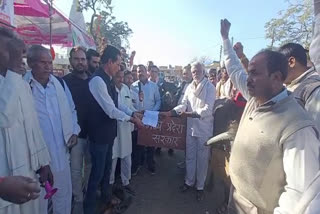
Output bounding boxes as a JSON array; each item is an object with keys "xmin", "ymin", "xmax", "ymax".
[{"xmin": 50, "ymin": 47, "xmax": 55, "ymax": 60}]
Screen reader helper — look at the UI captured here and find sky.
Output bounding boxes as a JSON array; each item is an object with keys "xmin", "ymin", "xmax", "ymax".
[{"xmin": 54, "ymin": 0, "xmax": 288, "ymax": 66}]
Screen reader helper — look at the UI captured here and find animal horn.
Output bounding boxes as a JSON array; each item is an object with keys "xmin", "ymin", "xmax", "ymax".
[{"xmin": 206, "ymin": 132, "xmax": 234, "ymax": 146}]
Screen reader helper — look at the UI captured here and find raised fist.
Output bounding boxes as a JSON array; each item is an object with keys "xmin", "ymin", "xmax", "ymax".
[
  {"xmin": 233, "ymin": 42, "xmax": 245, "ymax": 59},
  {"xmin": 220, "ymin": 19, "xmax": 231, "ymax": 40}
]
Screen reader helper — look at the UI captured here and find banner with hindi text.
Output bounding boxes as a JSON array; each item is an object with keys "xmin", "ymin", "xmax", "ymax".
[{"xmin": 138, "ymin": 117, "xmax": 187, "ymax": 150}]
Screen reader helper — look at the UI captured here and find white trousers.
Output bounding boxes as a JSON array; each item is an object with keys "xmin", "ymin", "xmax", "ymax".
[
  {"xmin": 109, "ymin": 155, "xmax": 131, "ymax": 186},
  {"xmin": 70, "ymin": 138, "xmax": 91, "ymax": 202},
  {"xmin": 40, "ymin": 163, "xmax": 72, "ymax": 214},
  {"xmin": 185, "ymin": 135, "xmax": 210, "ymax": 190},
  {"xmin": 0, "ymin": 198, "xmax": 41, "ymax": 214}
]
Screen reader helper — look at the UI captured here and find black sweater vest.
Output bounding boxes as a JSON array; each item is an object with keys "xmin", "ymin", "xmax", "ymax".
[{"xmin": 87, "ymin": 69, "xmax": 118, "ymax": 144}]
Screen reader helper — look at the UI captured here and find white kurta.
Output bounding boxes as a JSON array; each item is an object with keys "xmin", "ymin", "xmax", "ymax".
[
  {"xmin": 174, "ymin": 78, "xmax": 215, "ymax": 190},
  {"xmin": 294, "ymin": 171, "xmax": 320, "ymax": 214},
  {"xmin": 112, "ymin": 84, "xmax": 136, "ymax": 159},
  {"xmin": 174, "ymin": 78, "xmax": 215, "ymax": 138},
  {"xmin": 0, "ymin": 71, "xmax": 51, "ymax": 214},
  {"xmin": 24, "ymin": 72, "xmax": 79, "ymax": 214}
]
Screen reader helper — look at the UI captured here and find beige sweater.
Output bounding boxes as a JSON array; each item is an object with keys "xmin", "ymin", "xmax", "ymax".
[{"xmin": 229, "ymin": 95, "xmax": 315, "ymax": 213}]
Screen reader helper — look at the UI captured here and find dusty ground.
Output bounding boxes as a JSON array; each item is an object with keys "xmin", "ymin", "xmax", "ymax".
[{"xmin": 124, "ymin": 150, "xmax": 225, "ymax": 214}]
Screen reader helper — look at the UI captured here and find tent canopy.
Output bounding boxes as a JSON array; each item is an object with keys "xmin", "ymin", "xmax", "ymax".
[{"xmin": 14, "ymin": 0, "xmax": 96, "ymax": 48}]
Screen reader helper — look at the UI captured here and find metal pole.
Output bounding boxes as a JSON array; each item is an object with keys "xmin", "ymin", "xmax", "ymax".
[
  {"xmin": 49, "ymin": 0, "xmax": 53, "ymax": 48},
  {"xmin": 219, "ymin": 45, "xmax": 222, "ymax": 62}
]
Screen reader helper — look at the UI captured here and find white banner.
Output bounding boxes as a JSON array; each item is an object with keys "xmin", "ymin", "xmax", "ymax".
[
  {"xmin": 0, "ymin": 0, "xmax": 14, "ymax": 26},
  {"xmin": 69, "ymin": 0, "xmax": 96, "ymax": 49},
  {"xmin": 71, "ymin": 25, "xmax": 96, "ymax": 49}
]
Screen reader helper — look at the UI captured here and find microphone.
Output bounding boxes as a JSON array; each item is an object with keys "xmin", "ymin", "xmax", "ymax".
[
  {"xmin": 138, "ymin": 81, "xmax": 143, "ymax": 102},
  {"xmin": 138, "ymin": 81, "xmax": 142, "ymax": 93}
]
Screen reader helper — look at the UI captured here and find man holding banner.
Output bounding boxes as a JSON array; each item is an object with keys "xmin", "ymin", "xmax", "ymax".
[{"xmin": 161, "ymin": 62, "xmax": 215, "ymax": 201}]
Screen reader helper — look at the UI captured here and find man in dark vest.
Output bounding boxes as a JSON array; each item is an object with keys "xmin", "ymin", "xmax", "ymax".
[
  {"xmin": 83, "ymin": 45, "xmax": 143, "ymax": 214},
  {"xmin": 279, "ymin": 43, "xmax": 320, "ymax": 131},
  {"xmin": 63, "ymin": 46, "xmax": 91, "ymax": 214}
]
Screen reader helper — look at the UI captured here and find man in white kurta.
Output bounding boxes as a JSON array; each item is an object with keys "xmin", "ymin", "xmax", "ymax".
[
  {"xmin": 0, "ymin": 70, "xmax": 52, "ymax": 214},
  {"xmin": 25, "ymin": 45, "xmax": 80, "ymax": 214},
  {"xmin": 0, "ymin": 28, "xmax": 51, "ymax": 214},
  {"xmin": 110, "ymin": 70, "xmax": 136, "ymax": 188},
  {"xmin": 163, "ymin": 62, "xmax": 215, "ymax": 201}
]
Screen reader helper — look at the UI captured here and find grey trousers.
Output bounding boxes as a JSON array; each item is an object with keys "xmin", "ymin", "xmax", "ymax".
[{"xmin": 70, "ymin": 138, "xmax": 92, "ymax": 202}]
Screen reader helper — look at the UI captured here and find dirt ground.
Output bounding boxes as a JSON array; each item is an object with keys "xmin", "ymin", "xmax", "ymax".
[{"xmin": 124, "ymin": 150, "xmax": 225, "ymax": 214}]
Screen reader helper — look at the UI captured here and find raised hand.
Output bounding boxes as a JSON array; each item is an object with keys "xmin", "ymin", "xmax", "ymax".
[
  {"xmin": 233, "ymin": 42, "xmax": 245, "ymax": 59},
  {"xmin": 220, "ymin": 19, "xmax": 231, "ymax": 40},
  {"xmin": 0, "ymin": 176, "xmax": 41, "ymax": 204},
  {"xmin": 129, "ymin": 51, "xmax": 136, "ymax": 67}
]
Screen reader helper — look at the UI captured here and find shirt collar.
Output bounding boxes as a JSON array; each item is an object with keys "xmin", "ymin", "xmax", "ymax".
[
  {"xmin": 104, "ymin": 72, "xmax": 112, "ymax": 80},
  {"xmin": 28, "ymin": 71, "xmax": 54, "ymax": 86},
  {"xmin": 116, "ymin": 83, "xmax": 123, "ymax": 91},
  {"xmin": 148, "ymin": 77, "xmax": 158, "ymax": 84},
  {"xmin": 260, "ymin": 88, "xmax": 288, "ymax": 106}
]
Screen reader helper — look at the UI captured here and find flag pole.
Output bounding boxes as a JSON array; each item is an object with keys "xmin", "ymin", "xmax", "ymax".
[{"xmin": 49, "ymin": 0, "xmax": 53, "ymax": 48}]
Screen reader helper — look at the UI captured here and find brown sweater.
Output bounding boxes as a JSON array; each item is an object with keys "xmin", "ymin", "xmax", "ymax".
[{"xmin": 229, "ymin": 95, "xmax": 315, "ymax": 213}]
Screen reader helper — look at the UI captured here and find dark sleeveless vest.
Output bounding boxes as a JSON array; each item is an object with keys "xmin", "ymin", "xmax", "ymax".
[
  {"xmin": 292, "ymin": 67, "xmax": 320, "ymax": 107},
  {"xmin": 87, "ymin": 68, "xmax": 118, "ymax": 144}
]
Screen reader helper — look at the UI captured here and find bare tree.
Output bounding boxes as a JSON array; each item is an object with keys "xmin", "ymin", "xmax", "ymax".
[
  {"xmin": 79, "ymin": 0, "xmax": 132, "ymax": 50},
  {"xmin": 265, "ymin": 0, "xmax": 313, "ymax": 48}
]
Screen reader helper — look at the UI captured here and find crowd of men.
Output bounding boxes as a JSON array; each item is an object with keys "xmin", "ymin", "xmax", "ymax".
[{"xmin": 2, "ymin": 1, "xmax": 320, "ymax": 214}]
